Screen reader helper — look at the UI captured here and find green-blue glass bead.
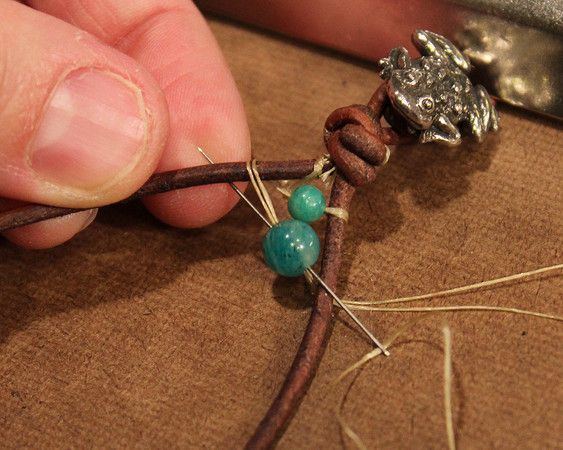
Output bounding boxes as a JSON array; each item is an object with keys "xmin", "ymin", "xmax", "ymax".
[
  {"xmin": 262, "ymin": 219, "xmax": 320, "ymax": 277},
  {"xmin": 288, "ymin": 185, "xmax": 326, "ymax": 223}
]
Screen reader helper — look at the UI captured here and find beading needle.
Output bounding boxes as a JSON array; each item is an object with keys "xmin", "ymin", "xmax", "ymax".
[{"xmin": 197, "ymin": 147, "xmax": 390, "ymax": 356}]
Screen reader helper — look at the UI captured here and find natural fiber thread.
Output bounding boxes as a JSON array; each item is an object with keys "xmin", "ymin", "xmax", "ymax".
[
  {"xmin": 333, "ymin": 274, "xmax": 563, "ymax": 450},
  {"xmin": 345, "ymin": 264, "xmax": 562, "ymax": 307},
  {"xmin": 276, "ymin": 154, "xmax": 333, "ymax": 192},
  {"xmin": 306, "ymin": 154, "xmax": 333, "ymax": 182},
  {"xmin": 341, "ymin": 264, "xmax": 563, "ymax": 320},
  {"xmin": 247, "ymin": 160, "xmax": 279, "ymax": 225},
  {"xmin": 324, "ymin": 206, "xmax": 349, "ymax": 222},
  {"xmin": 333, "ymin": 316, "xmax": 423, "ymax": 385},
  {"xmin": 346, "ymin": 305, "xmax": 563, "ymax": 321},
  {"xmin": 382, "ymin": 145, "xmax": 391, "ymax": 165},
  {"xmin": 335, "ymin": 320, "xmax": 457, "ymax": 449},
  {"xmin": 442, "ymin": 323, "xmax": 455, "ymax": 450},
  {"xmin": 334, "ymin": 316, "xmax": 430, "ymax": 449},
  {"xmin": 333, "ymin": 320, "xmax": 454, "ymax": 450},
  {"xmin": 277, "ymin": 154, "xmax": 334, "ymax": 198},
  {"xmin": 336, "ymin": 408, "xmax": 368, "ymax": 450}
]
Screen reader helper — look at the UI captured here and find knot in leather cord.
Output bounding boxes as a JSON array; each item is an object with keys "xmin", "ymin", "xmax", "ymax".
[{"xmin": 324, "ymin": 103, "xmax": 391, "ymax": 187}]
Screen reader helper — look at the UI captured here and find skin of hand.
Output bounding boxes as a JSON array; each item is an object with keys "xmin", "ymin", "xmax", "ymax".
[{"xmin": 0, "ymin": 0, "xmax": 250, "ymax": 249}]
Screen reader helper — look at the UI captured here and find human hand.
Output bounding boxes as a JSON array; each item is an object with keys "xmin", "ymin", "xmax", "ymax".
[{"xmin": 0, "ymin": 0, "xmax": 250, "ymax": 248}]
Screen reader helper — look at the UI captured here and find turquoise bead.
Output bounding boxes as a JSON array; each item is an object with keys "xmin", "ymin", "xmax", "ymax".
[
  {"xmin": 288, "ymin": 185, "xmax": 326, "ymax": 223},
  {"xmin": 262, "ymin": 219, "xmax": 320, "ymax": 277}
]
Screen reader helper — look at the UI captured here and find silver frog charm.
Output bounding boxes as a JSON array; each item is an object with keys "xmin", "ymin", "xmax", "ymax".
[{"xmin": 379, "ymin": 30, "xmax": 499, "ymax": 146}]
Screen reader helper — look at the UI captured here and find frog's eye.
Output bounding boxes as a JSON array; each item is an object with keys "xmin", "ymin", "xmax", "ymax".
[{"xmin": 419, "ymin": 96, "xmax": 435, "ymax": 112}]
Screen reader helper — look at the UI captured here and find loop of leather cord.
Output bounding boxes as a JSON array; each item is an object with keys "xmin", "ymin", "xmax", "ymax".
[{"xmin": 324, "ymin": 85, "xmax": 400, "ymax": 186}]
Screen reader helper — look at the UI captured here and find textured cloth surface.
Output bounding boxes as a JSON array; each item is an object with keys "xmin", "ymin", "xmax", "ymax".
[{"xmin": 1, "ymin": 18, "xmax": 562, "ymax": 449}]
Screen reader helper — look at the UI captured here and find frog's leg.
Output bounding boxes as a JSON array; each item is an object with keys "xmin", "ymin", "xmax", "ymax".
[
  {"xmin": 468, "ymin": 86, "xmax": 499, "ymax": 142},
  {"xmin": 420, "ymin": 114, "xmax": 461, "ymax": 146},
  {"xmin": 412, "ymin": 30, "xmax": 471, "ymax": 73},
  {"xmin": 475, "ymin": 85, "xmax": 499, "ymax": 132},
  {"xmin": 379, "ymin": 47, "xmax": 411, "ymax": 80},
  {"xmin": 468, "ymin": 109, "xmax": 485, "ymax": 143}
]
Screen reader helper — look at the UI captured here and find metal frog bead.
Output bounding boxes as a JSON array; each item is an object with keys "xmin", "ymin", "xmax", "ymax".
[{"xmin": 379, "ymin": 30, "xmax": 499, "ymax": 146}]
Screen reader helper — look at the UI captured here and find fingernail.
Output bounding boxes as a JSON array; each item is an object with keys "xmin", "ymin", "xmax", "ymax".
[
  {"xmin": 30, "ymin": 69, "xmax": 147, "ymax": 191},
  {"xmin": 78, "ymin": 208, "xmax": 98, "ymax": 231}
]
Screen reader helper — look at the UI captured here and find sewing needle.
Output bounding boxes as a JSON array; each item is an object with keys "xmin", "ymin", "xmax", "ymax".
[{"xmin": 196, "ymin": 147, "xmax": 390, "ymax": 356}]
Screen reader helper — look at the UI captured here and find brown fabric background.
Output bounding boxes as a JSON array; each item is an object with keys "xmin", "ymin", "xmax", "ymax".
[{"xmin": 1, "ymin": 18, "xmax": 562, "ymax": 449}]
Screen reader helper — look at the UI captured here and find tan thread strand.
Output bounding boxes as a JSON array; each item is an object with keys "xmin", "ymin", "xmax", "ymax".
[
  {"xmin": 346, "ymin": 264, "xmax": 563, "ymax": 306},
  {"xmin": 246, "ymin": 160, "xmax": 278, "ymax": 225},
  {"xmin": 442, "ymin": 324, "xmax": 456, "ymax": 450},
  {"xmin": 334, "ymin": 316, "xmax": 432, "ymax": 447},
  {"xmin": 276, "ymin": 186, "xmax": 292, "ymax": 198},
  {"xmin": 381, "ymin": 145, "xmax": 391, "ymax": 165},
  {"xmin": 246, "ymin": 160, "xmax": 268, "ymax": 220},
  {"xmin": 304, "ymin": 154, "xmax": 332, "ymax": 181},
  {"xmin": 251, "ymin": 159, "xmax": 278, "ymax": 224},
  {"xmin": 345, "ymin": 304, "xmax": 563, "ymax": 321},
  {"xmin": 319, "ymin": 166, "xmax": 336, "ymax": 183},
  {"xmin": 324, "ymin": 207, "xmax": 349, "ymax": 222},
  {"xmin": 334, "ymin": 347, "xmax": 384, "ymax": 386},
  {"xmin": 276, "ymin": 154, "xmax": 335, "ymax": 200},
  {"xmin": 276, "ymin": 154, "xmax": 333, "ymax": 197},
  {"xmin": 332, "ymin": 316, "xmax": 425, "ymax": 385},
  {"xmin": 334, "ymin": 301, "xmax": 560, "ymax": 388},
  {"xmin": 336, "ymin": 410, "xmax": 369, "ymax": 450},
  {"xmin": 252, "ymin": 160, "xmax": 279, "ymax": 224},
  {"xmin": 250, "ymin": 160, "xmax": 272, "ymax": 222},
  {"xmin": 334, "ymin": 303, "xmax": 560, "ymax": 449},
  {"xmin": 304, "ymin": 269, "xmax": 314, "ymax": 286}
]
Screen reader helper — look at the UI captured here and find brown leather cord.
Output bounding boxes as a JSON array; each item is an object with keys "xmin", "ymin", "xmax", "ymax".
[
  {"xmin": 246, "ymin": 84, "xmax": 402, "ymax": 449},
  {"xmin": 246, "ymin": 174, "xmax": 355, "ymax": 449},
  {"xmin": 0, "ymin": 83, "xmax": 405, "ymax": 449},
  {"xmin": 0, "ymin": 159, "xmax": 332, "ymax": 233}
]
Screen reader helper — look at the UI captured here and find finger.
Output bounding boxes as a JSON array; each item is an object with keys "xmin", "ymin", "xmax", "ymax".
[
  {"xmin": 0, "ymin": 198, "xmax": 96, "ymax": 249},
  {"xmin": 0, "ymin": 1, "xmax": 169, "ymax": 208},
  {"xmin": 31, "ymin": 0, "xmax": 251, "ymax": 228}
]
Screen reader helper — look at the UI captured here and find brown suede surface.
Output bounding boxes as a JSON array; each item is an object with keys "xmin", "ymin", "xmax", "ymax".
[{"xmin": 1, "ymin": 18, "xmax": 562, "ymax": 450}]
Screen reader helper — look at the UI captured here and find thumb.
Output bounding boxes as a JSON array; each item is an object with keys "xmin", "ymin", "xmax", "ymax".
[{"xmin": 0, "ymin": 1, "xmax": 169, "ymax": 208}]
